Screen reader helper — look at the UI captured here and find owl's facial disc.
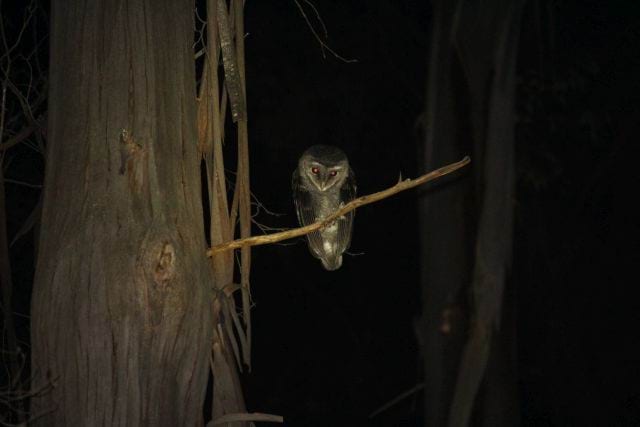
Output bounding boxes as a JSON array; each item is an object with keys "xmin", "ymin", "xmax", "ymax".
[
  {"xmin": 320, "ymin": 166, "xmax": 345, "ymax": 191},
  {"xmin": 305, "ymin": 159, "xmax": 347, "ymax": 191}
]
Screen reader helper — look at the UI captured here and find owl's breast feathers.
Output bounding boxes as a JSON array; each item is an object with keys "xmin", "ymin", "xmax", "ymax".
[{"xmin": 309, "ymin": 191, "xmax": 348, "ymax": 257}]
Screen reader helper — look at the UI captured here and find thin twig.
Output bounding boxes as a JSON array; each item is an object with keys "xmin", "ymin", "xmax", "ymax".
[
  {"xmin": 251, "ymin": 219, "xmax": 287, "ymax": 233},
  {"xmin": 292, "ymin": 0, "xmax": 357, "ymax": 63},
  {"xmin": 0, "ymin": 116, "xmax": 45, "ymax": 152},
  {"xmin": 369, "ymin": 382, "xmax": 425, "ymax": 418},
  {"xmin": 0, "ymin": 0, "xmax": 36, "ymax": 65},
  {"xmin": 302, "ymin": 0, "xmax": 328, "ymax": 38},
  {"xmin": 207, "ymin": 156, "xmax": 470, "ymax": 256},
  {"xmin": 3, "ymin": 178, "xmax": 41, "ymax": 188},
  {"xmin": 0, "ymin": 82, "xmax": 7, "ymax": 150}
]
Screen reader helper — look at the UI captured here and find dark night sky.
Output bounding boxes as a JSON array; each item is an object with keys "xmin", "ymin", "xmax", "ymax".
[{"xmin": 2, "ymin": 0, "xmax": 640, "ymax": 425}]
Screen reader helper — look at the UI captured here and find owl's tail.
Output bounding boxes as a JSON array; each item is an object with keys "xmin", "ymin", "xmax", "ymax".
[{"xmin": 320, "ymin": 255, "xmax": 343, "ymax": 271}]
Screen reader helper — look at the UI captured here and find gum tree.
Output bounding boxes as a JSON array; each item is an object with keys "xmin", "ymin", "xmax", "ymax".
[{"xmin": 30, "ymin": 1, "xmax": 213, "ymax": 424}]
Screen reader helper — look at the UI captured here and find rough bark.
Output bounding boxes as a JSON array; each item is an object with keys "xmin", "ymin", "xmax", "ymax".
[{"xmin": 30, "ymin": 1, "xmax": 212, "ymax": 425}]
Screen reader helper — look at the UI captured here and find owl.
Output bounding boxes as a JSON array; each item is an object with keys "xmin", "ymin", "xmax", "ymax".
[{"xmin": 292, "ymin": 145, "xmax": 356, "ymax": 270}]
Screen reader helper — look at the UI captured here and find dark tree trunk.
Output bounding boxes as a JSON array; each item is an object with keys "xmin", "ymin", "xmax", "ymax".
[
  {"xmin": 419, "ymin": 0, "xmax": 523, "ymax": 426},
  {"xmin": 418, "ymin": 1, "xmax": 470, "ymax": 425},
  {"xmin": 30, "ymin": 1, "xmax": 212, "ymax": 425},
  {"xmin": 448, "ymin": 3, "xmax": 523, "ymax": 426}
]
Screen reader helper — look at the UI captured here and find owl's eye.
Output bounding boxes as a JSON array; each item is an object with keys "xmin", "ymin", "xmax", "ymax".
[
  {"xmin": 311, "ymin": 167, "xmax": 320, "ymax": 175},
  {"xmin": 329, "ymin": 170, "xmax": 338, "ymax": 177}
]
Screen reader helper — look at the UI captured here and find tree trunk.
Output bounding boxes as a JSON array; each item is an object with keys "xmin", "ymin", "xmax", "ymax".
[
  {"xmin": 420, "ymin": 0, "xmax": 523, "ymax": 425},
  {"xmin": 448, "ymin": 2, "xmax": 523, "ymax": 426},
  {"xmin": 418, "ymin": 1, "xmax": 471, "ymax": 425},
  {"xmin": 30, "ymin": 1, "xmax": 212, "ymax": 425}
]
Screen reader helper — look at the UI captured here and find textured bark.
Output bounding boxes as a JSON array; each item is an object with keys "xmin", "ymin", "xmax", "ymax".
[{"xmin": 30, "ymin": 1, "xmax": 212, "ymax": 425}]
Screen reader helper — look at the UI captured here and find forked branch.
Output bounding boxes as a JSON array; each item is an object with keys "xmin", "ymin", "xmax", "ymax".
[{"xmin": 207, "ymin": 156, "xmax": 471, "ymax": 256}]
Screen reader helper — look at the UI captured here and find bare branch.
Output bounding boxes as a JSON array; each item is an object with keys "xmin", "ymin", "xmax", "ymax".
[
  {"xmin": 292, "ymin": 0, "xmax": 358, "ymax": 63},
  {"xmin": 0, "ymin": 81, "xmax": 7, "ymax": 147},
  {"xmin": 0, "ymin": 118, "xmax": 42, "ymax": 152},
  {"xmin": 207, "ymin": 156, "xmax": 471, "ymax": 256},
  {"xmin": 302, "ymin": 0, "xmax": 328, "ymax": 38},
  {"xmin": 2, "ymin": 178, "xmax": 41, "ymax": 188},
  {"xmin": 0, "ymin": 0, "xmax": 36, "ymax": 67},
  {"xmin": 369, "ymin": 382, "xmax": 425, "ymax": 419}
]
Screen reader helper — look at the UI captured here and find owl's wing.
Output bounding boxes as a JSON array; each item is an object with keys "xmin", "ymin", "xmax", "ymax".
[
  {"xmin": 337, "ymin": 168, "xmax": 357, "ymax": 252},
  {"xmin": 292, "ymin": 168, "xmax": 325, "ymax": 259}
]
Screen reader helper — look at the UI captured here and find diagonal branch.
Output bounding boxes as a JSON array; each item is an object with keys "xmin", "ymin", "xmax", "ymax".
[
  {"xmin": 207, "ymin": 156, "xmax": 470, "ymax": 256},
  {"xmin": 0, "ymin": 116, "xmax": 45, "ymax": 152}
]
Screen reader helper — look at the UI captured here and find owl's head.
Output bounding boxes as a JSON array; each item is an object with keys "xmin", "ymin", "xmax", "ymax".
[{"xmin": 299, "ymin": 145, "xmax": 349, "ymax": 192}]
